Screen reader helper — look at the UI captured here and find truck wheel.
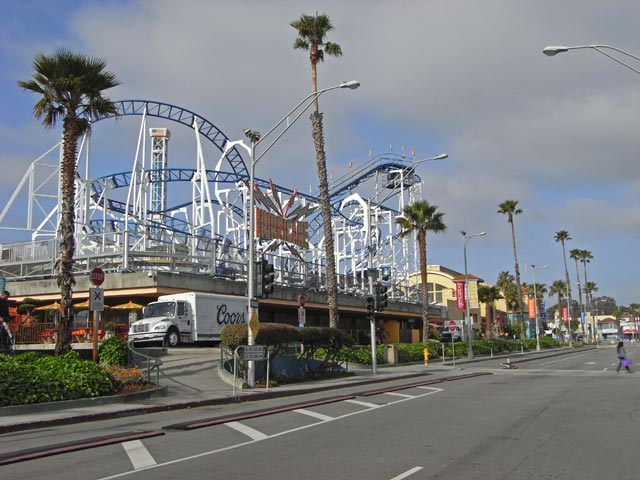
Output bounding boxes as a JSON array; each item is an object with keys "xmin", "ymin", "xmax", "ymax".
[{"xmin": 165, "ymin": 328, "xmax": 181, "ymax": 347}]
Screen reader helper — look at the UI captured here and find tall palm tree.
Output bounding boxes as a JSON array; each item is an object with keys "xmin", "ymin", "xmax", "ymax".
[
  {"xmin": 569, "ymin": 248, "xmax": 584, "ymax": 318},
  {"xmin": 498, "ymin": 200, "xmax": 525, "ymax": 339},
  {"xmin": 554, "ymin": 231, "xmax": 573, "ymax": 327},
  {"xmin": 478, "ymin": 285, "xmax": 503, "ymax": 340},
  {"xmin": 18, "ymin": 49, "xmax": 119, "ymax": 355},
  {"xmin": 396, "ymin": 201, "xmax": 447, "ymax": 344},
  {"xmin": 579, "ymin": 250, "xmax": 594, "ymax": 314},
  {"xmin": 291, "ymin": 13, "xmax": 343, "ymax": 328},
  {"xmin": 549, "ymin": 279, "xmax": 568, "ymax": 339},
  {"xmin": 496, "ymin": 270, "xmax": 517, "ymax": 323}
]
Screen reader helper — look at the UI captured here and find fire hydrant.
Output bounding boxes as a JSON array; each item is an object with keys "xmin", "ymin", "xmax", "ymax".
[{"xmin": 423, "ymin": 348, "xmax": 429, "ymax": 366}]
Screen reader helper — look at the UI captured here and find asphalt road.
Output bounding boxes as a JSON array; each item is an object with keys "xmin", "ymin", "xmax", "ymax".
[{"xmin": 3, "ymin": 344, "xmax": 640, "ymax": 479}]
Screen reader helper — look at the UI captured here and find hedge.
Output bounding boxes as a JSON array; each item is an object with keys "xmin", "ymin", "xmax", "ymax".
[{"xmin": 0, "ymin": 351, "xmax": 116, "ymax": 406}]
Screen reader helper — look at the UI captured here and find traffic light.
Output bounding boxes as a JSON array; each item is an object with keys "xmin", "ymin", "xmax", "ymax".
[
  {"xmin": 366, "ymin": 295, "xmax": 375, "ymax": 320},
  {"xmin": 261, "ymin": 258, "xmax": 275, "ymax": 297},
  {"xmin": 378, "ymin": 284, "xmax": 389, "ymax": 311}
]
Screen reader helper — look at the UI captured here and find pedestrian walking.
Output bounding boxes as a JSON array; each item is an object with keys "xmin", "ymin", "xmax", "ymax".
[{"xmin": 616, "ymin": 341, "xmax": 632, "ymax": 373}]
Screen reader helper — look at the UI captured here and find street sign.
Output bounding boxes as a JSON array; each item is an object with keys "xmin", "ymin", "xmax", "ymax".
[
  {"xmin": 90, "ymin": 267, "xmax": 105, "ymax": 286},
  {"xmin": 89, "ymin": 287, "xmax": 104, "ymax": 312},
  {"xmin": 448, "ymin": 320, "xmax": 457, "ymax": 332},
  {"xmin": 298, "ymin": 306, "xmax": 306, "ymax": 327},
  {"xmin": 298, "ymin": 295, "xmax": 306, "ymax": 307},
  {"xmin": 240, "ymin": 345, "xmax": 267, "ymax": 360},
  {"xmin": 249, "ymin": 311, "xmax": 260, "ymax": 339}
]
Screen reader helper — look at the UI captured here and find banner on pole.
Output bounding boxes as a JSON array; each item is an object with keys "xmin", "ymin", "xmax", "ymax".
[{"xmin": 455, "ymin": 281, "xmax": 466, "ymax": 310}]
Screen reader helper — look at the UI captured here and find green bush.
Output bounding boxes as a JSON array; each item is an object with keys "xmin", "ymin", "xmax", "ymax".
[
  {"xmin": 0, "ymin": 351, "xmax": 116, "ymax": 406},
  {"xmin": 98, "ymin": 337, "xmax": 129, "ymax": 366}
]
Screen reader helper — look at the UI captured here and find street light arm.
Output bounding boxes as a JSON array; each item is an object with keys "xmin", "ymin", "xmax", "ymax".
[
  {"xmin": 254, "ymin": 80, "xmax": 360, "ymax": 163},
  {"xmin": 543, "ymin": 45, "xmax": 640, "ymax": 76}
]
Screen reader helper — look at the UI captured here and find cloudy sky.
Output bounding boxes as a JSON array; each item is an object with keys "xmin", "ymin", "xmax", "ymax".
[{"xmin": 1, "ymin": 0, "xmax": 639, "ymax": 307}]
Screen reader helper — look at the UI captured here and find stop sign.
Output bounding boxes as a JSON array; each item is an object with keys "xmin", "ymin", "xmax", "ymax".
[
  {"xmin": 90, "ymin": 267, "xmax": 105, "ymax": 286},
  {"xmin": 448, "ymin": 320, "xmax": 457, "ymax": 332}
]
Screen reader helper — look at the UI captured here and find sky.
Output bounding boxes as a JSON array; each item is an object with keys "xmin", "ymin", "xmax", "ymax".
[{"xmin": 1, "ymin": 0, "xmax": 639, "ymax": 307}]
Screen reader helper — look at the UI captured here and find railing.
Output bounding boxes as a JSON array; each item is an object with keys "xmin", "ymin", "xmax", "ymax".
[
  {"xmin": 127, "ymin": 341, "xmax": 162, "ymax": 388},
  {"xmin": 11, "ymin": 322, "xmax": 127, "ymax": 345}
]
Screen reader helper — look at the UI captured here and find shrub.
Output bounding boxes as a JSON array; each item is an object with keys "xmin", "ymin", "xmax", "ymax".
[
  {"xmin": 99, "ymin": 336, "xmax": 129, "ymax": 366},
  {"xmin": 0, "ymin": 351, "xmax": 116, "ymax": 406},
  {"xmin": 102, "ymin": 365, "xmax": 146, "ymax": 392}
]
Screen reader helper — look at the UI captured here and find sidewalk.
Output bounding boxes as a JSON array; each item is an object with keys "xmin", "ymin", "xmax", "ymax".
[{"xmin": 0, "ymin": 346, "xmax": 586, "ymax": 433}]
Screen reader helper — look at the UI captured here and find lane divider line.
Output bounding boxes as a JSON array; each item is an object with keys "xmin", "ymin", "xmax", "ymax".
[
  {"xmin": 0, "ymin": 430, "xmax": 164, "ymax": 466},
  {"xmin": 122, "ymin": 440, "xmax": 157, "ymax": 470},
  {"xmin": 163, "ymin": 394, "xmax": 356, "ymax": 430},
  {"xmin": 344, "ymin": 399, "xmax": 380, "ymax": 408},
  {"xmin": 293, "ymin": 408, "xmax": 334, "ymax": 422},
  {"xmin": 226, "ymin": 421, "xmax": 269, "ymax": 440},
  {"xmin": 390, "ymin": 466, "xmax": 424, "ymax": 480},
  {"xmin": 383, "ymin": 392, "xmax": 416, "ymax": 399}
]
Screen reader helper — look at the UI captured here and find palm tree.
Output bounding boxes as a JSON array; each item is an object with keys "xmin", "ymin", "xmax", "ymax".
[
  {"xmin": 579, "ymin": 250, "xmax": 594, "ymax": 314},
  {"xmin": 498, "ymin": 200, "xmax": 525, "ymax": 339},
  {"xmin": 569, "ymin": 248, "xmax": 584, "ymax": 319},
  {"xmin": 496, "ymin": 271, "xmax": 517, "ymax": 322},
  {"xmin": 396, "ymin": 201, "xmax": 447, "ymax": 344},
  {"xmin": 291, "ymin": 13, "xmax": 343, "ymax": 328},
  {"xmin": 478, "ymin": 285, "xmax": 503, "ymax": 340},
  {"xmin": 18, "ymin": 49, "xmax": 119, "ymax": 355},
  {"xmin": 549, "ymin": 280, "xmax": 568, "ymax": 339},
  {"xmin": 554, "ymin": 231, "xmax": 573, "ymax": 328}
]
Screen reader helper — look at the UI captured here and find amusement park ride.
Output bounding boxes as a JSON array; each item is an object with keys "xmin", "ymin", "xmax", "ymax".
[{"xmin": 0, "ymin": 99, "xmax": 444, "ymax": 303}]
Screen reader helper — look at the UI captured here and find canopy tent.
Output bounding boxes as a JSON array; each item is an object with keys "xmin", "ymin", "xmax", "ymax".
[
  {"xmin": 111, "ymin": 300, "xmax": 145, "ymax": 310},
  {"xmin": 33, "ymin": 301, "xmax": 60, "ymax": 311}
]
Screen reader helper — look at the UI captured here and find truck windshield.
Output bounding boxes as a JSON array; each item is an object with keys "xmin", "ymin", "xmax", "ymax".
[{"xmin": 144, "ymin": 302, "xmax": 176, "ymax": 318}]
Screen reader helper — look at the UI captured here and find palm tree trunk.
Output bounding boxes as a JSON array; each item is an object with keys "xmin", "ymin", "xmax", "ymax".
[
  {"xmin": 417, "ymin": 230, "xmax": 429, "ymax": 345},
  {"xmin": 55, "ymin": 115, "xmax": 80, "ymax": 355},
  {"xmin": 582, "ymin": 261, "xmax": 591, "ymax": 318},
  {"xmin": 310, "ymin": 47, "xmax": 319, "ymax": 112},
  {"xmin": 510, "ymin": 220, "xmax": 525, "ymax": 340},
  {"xmin": 561, "ymin": 242, "xmax": 575, "ymax": 333},
  {"xmin": 311, "ymin": 111, "xmax": 338, "ymax": 328}
]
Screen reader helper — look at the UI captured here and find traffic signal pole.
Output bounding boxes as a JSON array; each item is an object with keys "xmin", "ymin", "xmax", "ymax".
[{"xmin": 368, "ymin": 275, "xmax": 377, "ymax": 374}]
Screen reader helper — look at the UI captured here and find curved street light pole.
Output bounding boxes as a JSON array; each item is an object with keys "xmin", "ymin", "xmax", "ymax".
[
  {"xmin": 543, "ymin": 45, "xmax": 640, "ymax": 76},
  {"xmin": 224, "ymin": 80, "xmax": 360, "ymax": 388},
  {"xmin": 462, "ymin": 230, "xmax": 486, "ymax": 360},
  {"xmin": 531, "ymin": 264, "xmax": 549, "ymax": 352}
]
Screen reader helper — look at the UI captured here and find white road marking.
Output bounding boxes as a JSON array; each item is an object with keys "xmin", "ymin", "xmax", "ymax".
[
  {"xmin": 97, "ymin": 387, "xmax": 444, "ymax": 480},
  {"xmin": 226, "ymin": 421, "xmax": 269, "ymax": 440},
  {"xmin": 384, "ymin": 392, "xmax": 416, "ymax": 398},
  {"xmin": 122, "ymin": 440, "xmax": 157, "ymax": 470},
  {"xmin": 416, "ymin": 386, "xmax": 444, "ymax": 394},
  {"xmin": 390, "ymin": 466, "xmax": 424, "ymax": 479},
  {"xmin": 540, "ymin": 353, "xmax": 588, "ymax": 366},
  {"xmin": 345, "ymin": 399, "xmax": 380, "ymax": 408},
  {"xmin": 294, "ymin": 408, "xmax": 334, "ymax": 422}
]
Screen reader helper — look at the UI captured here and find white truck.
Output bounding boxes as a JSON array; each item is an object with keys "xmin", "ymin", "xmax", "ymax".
[{"xmin": 128, "ymin": 292, "xmax": 247, "ymax": 346}]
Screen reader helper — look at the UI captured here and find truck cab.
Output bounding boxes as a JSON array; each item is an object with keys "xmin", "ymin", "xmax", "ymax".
[{"xmin": 129, "ymin": 299, "xmax": 192, "ymax": 346}]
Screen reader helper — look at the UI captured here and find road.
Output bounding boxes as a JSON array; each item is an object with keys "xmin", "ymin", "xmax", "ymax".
[{"xmin": 3, "ymin": 344, "xmax": 640, "ymax": 479}]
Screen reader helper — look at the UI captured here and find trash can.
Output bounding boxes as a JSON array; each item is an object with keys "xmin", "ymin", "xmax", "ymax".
[{"xmin": 385, "ymin": 344, "xmax": 398, "ymax": 364}]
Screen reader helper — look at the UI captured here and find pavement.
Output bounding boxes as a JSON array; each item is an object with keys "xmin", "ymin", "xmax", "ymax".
[{"xmin": 0, "ymin": 346, "xmax": 589, "ymax": 434}]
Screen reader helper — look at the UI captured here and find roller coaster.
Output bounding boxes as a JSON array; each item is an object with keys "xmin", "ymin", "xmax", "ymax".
[{"xmin": 0, "ymin": 100, "xmax": 431, "ymax": 301}]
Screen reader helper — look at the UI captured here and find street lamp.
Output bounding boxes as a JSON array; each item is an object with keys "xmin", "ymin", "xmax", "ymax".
[
  {"xmin": 543, "ymin": 45, "xmax": 640, "ymax": 76},
  {"xmin": 531, "ymin": 264, "xmax": 549, "ymax": 352},
  {"xmin": 366, "ymin": 152, "xmax": 448, "ymax": 374},
  {"xmin": 462, "ymin": 230, "xmax": 486, "ymax": 360},
  {"xmin": 223, "ymin": 80, "xmax": 360, "ymax": 387}
]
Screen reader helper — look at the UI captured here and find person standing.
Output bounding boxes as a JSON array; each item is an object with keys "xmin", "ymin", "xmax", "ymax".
[
  {"xmin": 616, "ymin": 341, "xmax": 631, "ymax": 373},
  {"xmin": 0, "ymin": 290, "xmax": 10, "ymax": 323}
]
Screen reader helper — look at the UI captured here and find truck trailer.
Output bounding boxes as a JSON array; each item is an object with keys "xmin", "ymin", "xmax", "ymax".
[{"xmin": 128, "ymin": 292, "xmax": 247, "ymax": 346}]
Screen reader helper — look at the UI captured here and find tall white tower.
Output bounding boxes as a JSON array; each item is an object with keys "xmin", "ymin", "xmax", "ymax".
[{"xmin": 149, "ymin": 128, "xmax": 171, "ymax": 219}]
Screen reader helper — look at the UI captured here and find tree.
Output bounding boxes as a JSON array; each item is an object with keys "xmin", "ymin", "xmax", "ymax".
[
  {"xmin": 554, "ymin": 231, "xmax": 574, "ymax": 329},
  {"xmin": 478, "ymin": 285, "xmax": 503, "ymax": 340},
  {"xmin": 291, "ymin": 13, "xmax": 343, "ymax": 328},
  {"xmin": 396, "ymin": 201, "xmax": 447, "ymax": 344},
  {"xmin": 569, "ymin": 248, "xmax": 584, "ymax": 318},
  {"xmin": 497, "ymin": 200, "xmax": 525, "ymax": 339},
  {"xmin": 18, "ymin": 49, "xmax": 119, "ymax": 354},
  {"xmin": 579, "ymin": 250, "xmax": 594, "ymax": 314},
  {"xmin": 549, "ymin": 280, "xmax": 568, "ymax": 340},
  {"xmin": 496, "ymin": 271, "xmax": 518, "ymax": 326}
]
